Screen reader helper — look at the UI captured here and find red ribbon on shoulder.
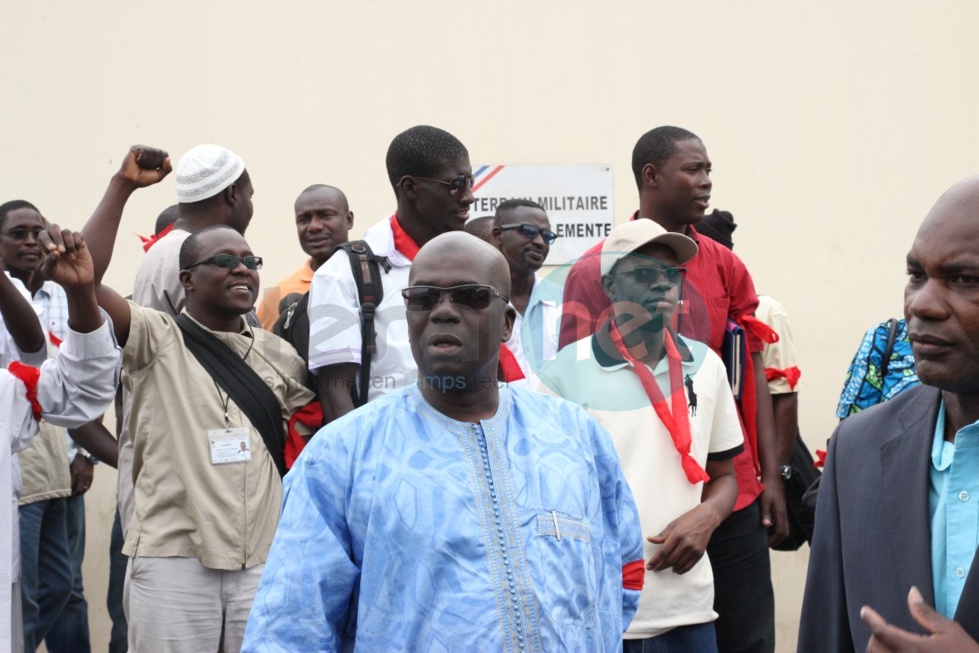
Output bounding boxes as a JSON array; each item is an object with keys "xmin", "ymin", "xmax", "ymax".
[
  {"xmin": 8, "ymin": 361, "xmax": 43, "ymax": 421},
  {"xmin": 138, "ymin": 222, "xmax": 175, "ymax": 252},
  {"xmin": 390, "ymin": 213, "xmax": 421, "ymax": 261},
  {"xmin": 609, "ymin": 321, "xmax": 709, "ymax": 485}
]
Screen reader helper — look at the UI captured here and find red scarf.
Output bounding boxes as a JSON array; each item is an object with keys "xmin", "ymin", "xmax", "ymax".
[
  {"xmin": 498, "ymin": 344, "xmax": 526, "ymax": 382},
  {"xmin": 609, "ymin": 321, "xmax": 709, "ymax": 484},
  {"xmin": 390, "ymin": 213, "xmax": 421, "ymax": 261},
  {"xmin": 138, "ymin": 222, "xmax": 175, "ymax": 252}
]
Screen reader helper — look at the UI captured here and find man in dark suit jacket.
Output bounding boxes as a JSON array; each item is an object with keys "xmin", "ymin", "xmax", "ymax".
[{"xmin": 799, "ymin": 177, "xmax": 979, "ymax": 653}]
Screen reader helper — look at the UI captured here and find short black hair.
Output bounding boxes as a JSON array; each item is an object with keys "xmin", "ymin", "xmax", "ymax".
[
  {"xmin": 632, "ymin": 126, "xmax": 700, "ymax": 190},
  {"xmin": 493, "ymin": 199, "xmax": 545, "ymax": 227},
  {"xmin": 385, "ymin": 126, "xmax": 468, "ymax": 191},
  {"xmin": 155, "ymin": 204, "xmax": 179, "ymax": 236},
  {"xmin": 0, "ymin": 200, "xmax": 40, "ymax": 231},
  {"xmin": 463, "ymin": 216, "xmax": 495, "ymax": 242},
  {"xmin": 179, "ymin": 224, "xmax": 238, "ymax": 270}
]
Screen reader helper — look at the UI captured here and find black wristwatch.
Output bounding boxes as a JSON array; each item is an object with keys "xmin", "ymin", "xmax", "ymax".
[{"xmin": 779, "ymin": 465, "xmax": 792, "ymax": 481}]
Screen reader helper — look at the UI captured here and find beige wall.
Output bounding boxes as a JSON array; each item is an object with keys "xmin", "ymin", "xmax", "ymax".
[{"xmin": 6, "ymin": 2, "xmax": 979, "ymax": 651}]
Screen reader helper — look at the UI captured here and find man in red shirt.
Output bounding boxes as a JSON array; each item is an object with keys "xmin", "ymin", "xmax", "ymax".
[{"xmin": 559, "ymin": 126, "xmax": 786, "ymax": 653}]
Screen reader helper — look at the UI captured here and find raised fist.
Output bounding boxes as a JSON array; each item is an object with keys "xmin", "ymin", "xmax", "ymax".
[
  {"xmin": 37, "ymin": 225, "xmax": 94, "ymax": 288},
  {"xmin": 118, "ymin": 145, "xmax": 172, "ymax": 188}
]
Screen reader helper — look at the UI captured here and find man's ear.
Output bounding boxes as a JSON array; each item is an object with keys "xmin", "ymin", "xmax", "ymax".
[
  {"xmin": 501, "ymin": 305, "xmax": 516, "ymax": 342},
  {"xmin": 601, "ymin": 273, "xmax": 616, "ymax": 302},
  {"xmin": 642, "ymin": 163, "xmax": 659, "ymax": 188},
  {"xmin": 491, "ymin": 226, "xmax": 503, "ymax": 249},
  {"xmin": 346, "ymin": 211, "xmax": 355, "ymax": 229},
  {"xmin": 397, "ymin": 176, "xmax": 418, "ymax": 200},
  {"xmin": 179, "ymin": 269, "xmax": 194, "ymax": 292},
  {"xmin": 224, "ymin": 183, "xmax": 239, "ymax": 207}
]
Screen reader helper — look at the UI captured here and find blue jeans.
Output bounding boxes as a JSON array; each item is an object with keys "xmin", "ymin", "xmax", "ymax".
[
  {"xmin": 45, "ymin": 494, "xmax": 91, "ymax": 653},
  {"xmin": 706, "ymin": 499, "xmax": 775, "ymax": 653},
  {"xmin": 107, "ymin": 508, "xmax": 128, "ymax": 653},
  {"xmin": 624, "ymin": 623, "xmax": 718, "ymax": 653},
  {"xmin": 20, "ymin": 497, "xmax": 72, "ymax": 651}
]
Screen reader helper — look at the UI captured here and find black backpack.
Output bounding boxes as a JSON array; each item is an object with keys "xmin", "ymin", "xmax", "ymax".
[{"xmin": 273, "ymin": 240, "xmax": 390, "ymax": 405}]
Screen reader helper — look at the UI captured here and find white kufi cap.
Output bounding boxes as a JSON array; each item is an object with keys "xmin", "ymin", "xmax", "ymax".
[{"xmin": 174, "ymin": 144, "xmax": 245, "ymax": 204}]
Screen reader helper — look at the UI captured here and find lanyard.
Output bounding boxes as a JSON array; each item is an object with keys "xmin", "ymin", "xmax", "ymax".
[{"xmin": 609, "ymin": 320, "xmax": 709, "ymax": 485}]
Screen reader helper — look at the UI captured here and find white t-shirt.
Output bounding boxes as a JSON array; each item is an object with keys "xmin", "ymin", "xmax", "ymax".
[
  {"xmin": 538, "ymin": 328, "xmax": 743, "ymax": 638},
  {"xmin": 308, "ymin": 215, "xmax": 414, "ymax": 402}
]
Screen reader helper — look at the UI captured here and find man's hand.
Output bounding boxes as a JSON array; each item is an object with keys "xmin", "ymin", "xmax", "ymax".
[
  {"xmin": 69, "ymin": 454, "xmax": 94, "ymax": 497},
  {"xmin": 38, "ymin": 226, "xmax": 93, "ymax": 288},
  {"xmin": 760, "ymin": 475, "xmax": 789, "ymax": 547},
  {"xmin": 861, "ymin": 586, "xmax": 979, "ymax": 652},
  {"xmin": 117, "ymin": 145, "xmax": 172, "ymax": 189},
  {"xmin": 646, "ymin": 504, "xmax": 718, "ymax": 575}
]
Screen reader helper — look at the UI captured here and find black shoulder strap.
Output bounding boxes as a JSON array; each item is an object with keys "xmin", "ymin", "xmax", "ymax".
[
  {"xmin": 176, "ymin": 315, "xmax": 288, "ymax": 477},
  {"xmin": 333, "ymin": 240, "xmax": 391, "ymax": 407},
  {"xmin": 880, "ymin": 318, "xmax": 900, "ymax": 380}
]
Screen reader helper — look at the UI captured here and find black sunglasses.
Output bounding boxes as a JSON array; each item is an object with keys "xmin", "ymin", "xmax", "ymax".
[
  {"xmin": 184, "ymin": 254, "xmax": 263, "ymax": 271},
  {"xmin": 611, "ymin": 265, "xmax": 686, "ymax": 286},
  {"xmin": 412, "ymin": 174, "xmax": 475, "ymax": 197},
  {"xmin": 402, "ymin": 284, "xmax": 506, "ymax": 311},
  {"xmin": 499, "ymin": 223, "xmax": 558, "ymax": 245}
]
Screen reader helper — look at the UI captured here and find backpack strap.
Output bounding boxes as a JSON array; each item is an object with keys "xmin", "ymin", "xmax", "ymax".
[
  {"xmin": 333, "ymin": 240, "xmax": 391, "ymax": 407},
  {"xmin": 176, "ymin": 315, "xmax": 288, "ymax": 477}
]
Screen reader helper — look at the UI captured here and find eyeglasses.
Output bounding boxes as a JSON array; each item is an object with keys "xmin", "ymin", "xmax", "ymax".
[
  {"xmin": 183, "ymin": 254, "xmax": 263, "ymax": 271},
  {"xmin": 412, "ymin": 174, "xmax": 475, "ymax": 197},
  {"xmin": 402, "ymin": 284, "xmax": 507, "ymax": 311},
  {"xmin": 498, "ymin": 223, "xmax": 558, "ymax": 245},
  {"xmin": 611, "ymin": 265, "xmax": 686, "ymax": 286},
  {"xmin": 1, "ymin": 227, "xmax": 44, "ymax": 242}
]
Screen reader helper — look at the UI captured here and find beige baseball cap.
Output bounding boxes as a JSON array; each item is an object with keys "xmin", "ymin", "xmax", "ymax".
[{"xmin": 600, "ymin": 219, "xmax": 698, "ymax": 276}]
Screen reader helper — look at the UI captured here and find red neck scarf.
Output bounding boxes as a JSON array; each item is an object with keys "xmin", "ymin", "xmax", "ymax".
[
  {"xmin": 498, "ymin": 344, "xmax": 526, "ymax": 382},
  {"xmin": 390, "ymin": 213, "xmax": 421, "ymax": 261},
  {"xmin": 609, "ymin": 320, "xmax": 709, "ymax": 484},
  {"xmin": 138, "ymin": 222, "xmax": 175, "ymax": 252}
]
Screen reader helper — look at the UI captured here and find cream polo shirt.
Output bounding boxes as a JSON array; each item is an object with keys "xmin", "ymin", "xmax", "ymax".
[
  {"xmin": 121, "ymin": 304, "xmax": 313, "ymax": 570},
  {"xmin": 538, "ymin": 326, "xmax": 743, "ymax": 638}
]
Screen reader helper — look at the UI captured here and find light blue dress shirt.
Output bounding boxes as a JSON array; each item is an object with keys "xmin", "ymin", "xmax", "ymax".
[{"xmin": 929, "ymin": 400, "xmax": 979, "ymax": 618}]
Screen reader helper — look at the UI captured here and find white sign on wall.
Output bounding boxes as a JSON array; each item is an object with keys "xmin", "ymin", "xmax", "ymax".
[{"xmin": 470, "ymin": 164, "xmax": 614, "ymax": 264}]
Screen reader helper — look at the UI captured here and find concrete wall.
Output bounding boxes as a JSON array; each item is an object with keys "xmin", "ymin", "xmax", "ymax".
[{"xmin": 6, "ymin": 2, "xmax": 979, "ymax": 650}]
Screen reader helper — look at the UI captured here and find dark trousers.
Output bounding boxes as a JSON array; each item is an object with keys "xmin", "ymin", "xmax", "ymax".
[
  {"xmin": 107, "ymin": 508, "xmax": 129, "ymax": 653},
  {"xmin": 706, "ymin": 498, "xmax": 775, "ymax": 653},
  {"xmin": 45, "ymin": 494, "xmax": 91, "ymax": 653},
  {"xmin": 624, "ymin": 622, "xmax": 718, "ymax": 653}
]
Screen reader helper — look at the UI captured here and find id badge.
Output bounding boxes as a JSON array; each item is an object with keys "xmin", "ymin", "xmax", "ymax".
[{"xmin": 208, "ymin": 428, "xmax": 252, "ymax": 465}]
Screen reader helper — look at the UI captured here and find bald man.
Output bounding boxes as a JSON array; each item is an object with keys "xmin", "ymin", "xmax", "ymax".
[
  {"xmin": 243, "ymin": 232, "xmax": 645, "ymax": 652},
  {"xmin": 257, "ymin": 185, "xmax": 353, "ymax": 330},
  {"xmin": 800, "ymin": 177, "xmax": 979, "ymax": 652}
]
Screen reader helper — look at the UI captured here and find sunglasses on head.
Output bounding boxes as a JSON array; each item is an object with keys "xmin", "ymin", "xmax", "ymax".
[
  {"xmin": 611, "ymin": 265, "xmax": 686, "ymax": 286},
  {"xmin": 412, "ymin": 174, "xmax": 475, "ymax": 197},
  {"xmin": 499, "ymin": 223, "xmax": 558, "ymax": 245},
  {"xmin": 402, "ymin": 284, "xmax": 506, "ymax": 311},
  {"xmin": 184, "ymin": 254, "xmax": 263, "ymax": 271}
]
